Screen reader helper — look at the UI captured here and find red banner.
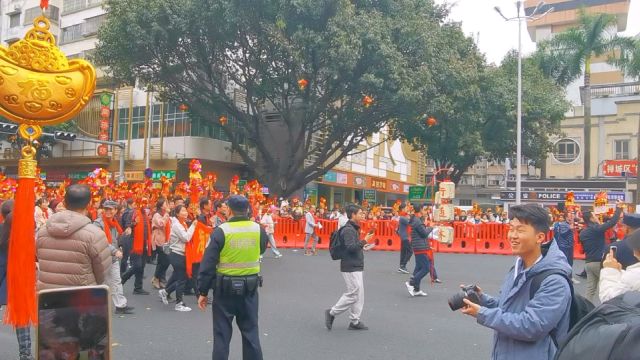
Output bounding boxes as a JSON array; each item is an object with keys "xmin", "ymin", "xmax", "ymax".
[
  {"xmin": 186, "ymin": 221, "xmax": 213, "ymax": 278},
  {"xmin": 603, "ymin": 160, "xmax": 637, "ymax": 177}
]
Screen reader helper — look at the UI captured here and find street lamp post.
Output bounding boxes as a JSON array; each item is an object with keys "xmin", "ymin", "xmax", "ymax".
[{"xmin": 495, "ymin": 1, "xmax": 553, "ymax": 205}]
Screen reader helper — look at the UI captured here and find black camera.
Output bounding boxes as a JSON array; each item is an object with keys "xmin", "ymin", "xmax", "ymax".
[{"xmin": 448, "ymin": 284, "xmax": 481, "ymax": 311}]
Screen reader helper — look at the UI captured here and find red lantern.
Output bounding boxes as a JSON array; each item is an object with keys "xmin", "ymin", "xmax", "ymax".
[
  {"xmin": 426, "ymin": 117, "xmax": 437, "ymax": 127},
  {"xmin": 219, "ymin": 115, "xmax": 228, "ymax": 126},
  {"xmin": 179, "ymin": 104, "xmax": 189, "ymax": 112},
  {"xmin": 362, "ymin": 95, "xmax": 374, "ymax": 108},
  {"xmin": 298, "ymin": 79, "xmax": 308, "ymax": 90}
]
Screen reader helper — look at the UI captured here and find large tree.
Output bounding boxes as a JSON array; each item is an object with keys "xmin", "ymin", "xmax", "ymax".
[
  {"xmin": 533, "ymin": 9, "xmax": 626, "ymax": 179},
  {"xmin": 395, "ymin": 51, "xmax": 568, "ymax": 183},
  {"xmin": 94, "ymin": 0, "xmax": 481, "ymax": 196}
]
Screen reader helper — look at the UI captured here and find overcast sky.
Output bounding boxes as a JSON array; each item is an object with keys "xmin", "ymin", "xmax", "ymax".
[{"xmin": 435, "ymin": 0, "xmax": 640, "ymax": 65}]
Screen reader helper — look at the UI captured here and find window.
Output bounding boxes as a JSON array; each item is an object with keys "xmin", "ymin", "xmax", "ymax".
[
  {"xmin": 83, "ymin": 15, "xmax": 105, "ymax": 36},
  {"xmin": 61, "ymin": 24, "xmax": 82, "ymax": 44},
  {"xmin": 24, "ymin": 6, "xmax": 59, "ymax": 25},
  {"xmin": 130, "ymin": 106, "xmax": 146, "ymax": 139},
  {"xmin": 459, "ymin": 199, "xmax": 472, "ymax": 206},
  {"xmin": 9, "ymin": 13, "xmax": 21, "ymax": 28},
  {"xmin": 615, "ymin": 140, "xmax": 629, "ymax": 160},
  {"xmin": 87, "ymin": 0, "xmax": 103, "ymax": 7},
  {"xmin": 553, "ymin": 138, "xmax": 580, "ymax": 163},
  {"xmin": 63, "ymin": 0, "xmax": 84, "ymax": 13},
  {"xmin": 117, "ymin": 108, "xmax": 129, "ymax": 140}
]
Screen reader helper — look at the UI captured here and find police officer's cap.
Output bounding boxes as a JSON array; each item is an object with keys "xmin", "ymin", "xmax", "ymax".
[
  {"xmin": 227, "ymin": 195, "xmax": 249, "ymax": 213},
  {"xmin": 623, "ymin": 213, "xmax": 640, "ymax": 229},
  {"xmin": 626, "ymin": 228, "xmax": 640, "ymax": 250}
]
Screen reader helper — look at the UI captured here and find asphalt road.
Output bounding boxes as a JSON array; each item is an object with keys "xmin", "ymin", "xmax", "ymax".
[{"xmin": 1, "ymin": 250, "xmax": 587, "ymax": 360}]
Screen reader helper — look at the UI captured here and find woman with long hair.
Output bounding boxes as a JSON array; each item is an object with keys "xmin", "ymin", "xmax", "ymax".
[
  {"xmin": 158, "ymin": 204, "xmax": 198, "ymax": 312},
  {"xmin": 151, "ymin": 198, "xmax": 171, "ymax": 289},
  {"xmin": 0, "ymin": 199, "xmax": 34, "ymax": 360}
]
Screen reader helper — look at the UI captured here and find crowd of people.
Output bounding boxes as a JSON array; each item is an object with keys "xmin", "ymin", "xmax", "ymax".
[{"xmin": 2, "ymin": 181, "xmax": 640, "ymax": 359}]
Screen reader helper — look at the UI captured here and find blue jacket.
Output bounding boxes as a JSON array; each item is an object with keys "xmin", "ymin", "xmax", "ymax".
[
  {"xmin": 553, "ymin": 222, "xmax": 574, "ymax": 249},
  {"xmin": 397, "ymin": 216, "xmax": 410, "ymax": 241},
  {"xmin": 477, "ymin": 241, "xmax": 572, "ymax": 360}
]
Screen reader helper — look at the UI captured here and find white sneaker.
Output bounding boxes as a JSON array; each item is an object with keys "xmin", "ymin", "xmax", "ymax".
[
  {"xmin": 412, "ymin": 290, "xmax": 428, "ymax": 297},
  {"xmin": 159, "ymin": 289, "xmax": 168, "ymax": 305},
  {"xmin": 274, "ymin": 253, "xmax": 283, "ymax": 258},
  {"xmin": 175, "ymin": 302, "xmax": 192, "ymax": 312},
  {"xmin": 405, "ymin": 282, "xmax": 415, "ymax": 296}
]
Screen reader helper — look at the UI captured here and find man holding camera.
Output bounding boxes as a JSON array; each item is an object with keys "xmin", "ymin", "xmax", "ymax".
[
  {"xmin": 197, "ymin": 195, "xmax": 267, "ymax": 360},
  {"xmin": 459, "ymin": 204, "xmax": 572, "ymax": 360}
]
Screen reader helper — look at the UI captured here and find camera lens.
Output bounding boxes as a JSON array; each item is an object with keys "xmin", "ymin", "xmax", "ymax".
[{"xmin": 448, "ymin": 293, "xmax": 466, "ymax": 311}]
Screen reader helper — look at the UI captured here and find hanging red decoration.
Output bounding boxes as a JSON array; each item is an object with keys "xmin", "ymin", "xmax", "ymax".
[
  {"xmin": 298, "ymin": 79, "xmax": 308, "ymax": 90},
  {"xmin": 178, "ymin": 104, "xmax": 189, "ymax": 112},
  {"xmin": 40, "ymin": 0, "xmax": 49, "ymax": 10},
  {"xmin": 426, "ymin": 116, "xmax": 437, "ymax": 127},
  {"xmin": 219, "ymin": 115, "xmax": 228, "ymax": 126},
  {"xmin": 362, "ymin": 95, "xmax": 374, "ymax": 108}
]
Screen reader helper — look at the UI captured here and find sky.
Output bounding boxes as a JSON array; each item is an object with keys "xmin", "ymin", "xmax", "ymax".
[{"xmin": 435, "ymin": 0, "xmax": 640, "ymax": 65}]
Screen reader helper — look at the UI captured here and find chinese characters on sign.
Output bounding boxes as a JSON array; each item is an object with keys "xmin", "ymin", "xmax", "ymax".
[
  {"xmin": 603, "ymin": 160, "xmax": 637, "ymax": 177},
  {"xmin": 500, "ymin": 191, "xmax": 626, "ymax": 202},
  {"xmin": 370, "ymin": 178, "xmax": 387, "ymax": 190}
]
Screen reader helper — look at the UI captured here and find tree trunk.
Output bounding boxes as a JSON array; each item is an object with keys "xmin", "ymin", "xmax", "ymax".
[{"xmin": 583, "ymin": 62, "xmax": 592, "ymax": 180}]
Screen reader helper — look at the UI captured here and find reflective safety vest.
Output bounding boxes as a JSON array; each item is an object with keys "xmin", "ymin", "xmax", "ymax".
[{"xmin": 217, "ymin": 221, "xmax": 261, "ymax": 276}]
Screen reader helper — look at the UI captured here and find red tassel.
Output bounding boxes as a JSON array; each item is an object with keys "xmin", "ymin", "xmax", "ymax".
[
  {"xmin": 3, "ymin": 177, "xmax": 37, "ymax": 327},
  {"xmin": 40, "ymin": 0, "xmax": 49, "ymax": 10}
]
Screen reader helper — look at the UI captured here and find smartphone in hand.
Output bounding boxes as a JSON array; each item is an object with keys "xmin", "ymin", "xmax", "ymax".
[{"xmin": 37, "ymin": 286, "xmax": 111, "ymax": 360}]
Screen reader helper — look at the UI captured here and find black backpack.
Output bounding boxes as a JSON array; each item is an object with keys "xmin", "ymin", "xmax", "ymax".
[
  {"xmin": 554, "ymin": 291, "xmax": 640, "ymax": 360},
  {"xmin": 329, "ymin": 227, "xmax": 346, "ymax": 260},
  {"xmin": 527, "ymin": 269, "xmax": 595, "ymax": 345}
]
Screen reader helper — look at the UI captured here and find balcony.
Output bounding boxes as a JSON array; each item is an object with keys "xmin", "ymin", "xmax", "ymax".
[{"xmin": 580, "ymin": 82, "xmax": 640, "ymax": 102}]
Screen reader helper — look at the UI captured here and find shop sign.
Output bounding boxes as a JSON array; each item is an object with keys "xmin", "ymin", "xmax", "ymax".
[
  {"xmin": 603, "ymin": 160, "xmax": 637, "ymax": 177},
  {"xmin": 262, "ymin": 187, "xmax": 269, "ymax": 194},
  {"xmin": 114, "ymin": 171, "xmax": 144, "ymax": 182},
  {"xmin": 323, "ymin": 171, "xmax": 337, "ymax": 183},
  {"xmin": 389, "ymin": 181, "xmax": 402, "ymax": 193},
  {"xmin": 336, "ymin": 172, "xmax": 348, "ymax": 184},
  {"xmin": 573, "ymin": 192, "xmax": 626, "ymax": 202},
  {"xmin": 353, "ymin": 175, "xmax": 366, "ymax": 187},
  {"xmin": 363, "ymin": 189, "xmax": 376, "ymax": 202},
  {"xmin": 500, "ymin": 191, "xmax": 564, "ymax": 201},
  {"xmin": 370, "ymin": 178, "xmax": 387, "ymax": 190},
  {"xmin": 99, "ymin": 92, "xmax": 112, "ymax": 106},
  {"xmin": 151, "ymin": 170, "xmax": 176, "ymax": 181},
  {"xmin": 46, "ymin": 170, "xmax": 68, "ymax": 181},
  {"xmin": 238, "ymin": 179, "xmax": 247, "ymax": 188},
  {"xmin": 69, "ymin": 171, "xmax": 91, "ymax": 180}
]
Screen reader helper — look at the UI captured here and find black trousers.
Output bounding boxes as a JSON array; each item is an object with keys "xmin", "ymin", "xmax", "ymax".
[
  {"xmin": 154, "ymin": 248, "xmax": 170, "ymax": 281},
  {"xmin": 399, "ymin": 239, "xmax": 413, "ymax": 268},
  {"xmin": 121, "ymin": 252, "xmax": 146, "ymax": 290},
  {"xmin": 212, "ymin": 291, "xmax": 262, "ymax": 360},
  {"xmin": 119, "ymin": 235, "xmax": 132, "ymax": 275},
  {"xmin": 166, "ymin": 252, "xmax": 187, "ymax": 303}
]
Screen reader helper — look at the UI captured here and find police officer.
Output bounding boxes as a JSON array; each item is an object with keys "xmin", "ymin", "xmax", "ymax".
[{"xmin": 197, "ymin": 195, "xmax": 267, "ymax": 360}]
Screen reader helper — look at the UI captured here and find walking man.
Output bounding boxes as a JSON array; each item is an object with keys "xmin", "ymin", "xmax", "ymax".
[
  {"xmin": 197, "ymin": 195, "xmax": 267, "ymax": 360},
  {"xmin": 94, "ymin": 200, "xmax": 134, "ymax": 314},
  {"xmin": 304, "ymin": 205, "xmax": 319, "ymax": 256},
  {"xmin": 121, "ymin": 198, "xmax": 152, "ymax": 295},
  {"xmin": 405, "ymin": 204, "xmax": 432, "ymax": 297},
  {"xmin": 325, "ymin": 204, "xmax": 374, "ymax": 331},
  {"xmin": 579, "ymin": 200, "xmax": 623, "ymax": 303},
  {"xmin": 397, "ymin": 203, "xmax": 412, "ymax": 274}
]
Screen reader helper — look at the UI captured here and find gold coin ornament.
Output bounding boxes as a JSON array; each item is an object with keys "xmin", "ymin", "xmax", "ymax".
[{"xmin": 0, "ymin": 15, "xmax": 97, "ymax": 127}]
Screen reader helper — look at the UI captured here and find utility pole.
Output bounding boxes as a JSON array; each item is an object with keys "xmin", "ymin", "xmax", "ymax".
[{"xmin": 495, "ymin": 1, "xmax": 553, "ymax": 204}]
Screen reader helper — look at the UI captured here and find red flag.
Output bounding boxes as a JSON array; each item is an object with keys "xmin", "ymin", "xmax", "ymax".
[
  {"xmin": 186, "ymin": 221, "xmax": 213, "ymax": 278},
  {"xmin": 40, "ymin": 0, "xmax": 49, "ymax": 9}
]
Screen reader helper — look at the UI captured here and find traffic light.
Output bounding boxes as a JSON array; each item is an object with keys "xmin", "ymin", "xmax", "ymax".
[
  {"xmin": 54, "ymin": 131, "xmax": 77, "ymax": 141},
  {"xmin": 0, "ymin": 123, "xmax": 18, "ymax": 133}
]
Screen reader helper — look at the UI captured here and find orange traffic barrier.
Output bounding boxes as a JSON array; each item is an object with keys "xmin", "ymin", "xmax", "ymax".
[
  {"xmin": 373, "ymin": 220, "xmax": 400, "ymax": 251},
  {"xmin": 314, "ymin": 219, "xmax": 337, "ymax": 250},
  {"xmin": 438, "ymin": 222, "xmax": 476, "ymax": 253},
  {"xmin": 476, "ymin": 223, "xmax": 511, "ymax": 255},
  {"xmin": 273, "ymin": 218, "xmax": 304, "ymax": 248}
]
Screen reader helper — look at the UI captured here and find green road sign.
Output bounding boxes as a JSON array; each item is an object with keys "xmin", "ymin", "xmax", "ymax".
[{"xmin": 363, "ymin": 189, "xmax": 376, "ymax": 202}]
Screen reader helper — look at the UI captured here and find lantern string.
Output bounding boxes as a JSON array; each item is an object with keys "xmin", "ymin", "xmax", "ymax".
[{"xmin": 40, "ymin": 0, "xmax": 49, "ymax": 10}]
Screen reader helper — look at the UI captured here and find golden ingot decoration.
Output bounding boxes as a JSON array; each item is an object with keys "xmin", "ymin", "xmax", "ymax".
[{"xmin": 0, "ymin": 16, "xmax": 96, "ymax": 127}]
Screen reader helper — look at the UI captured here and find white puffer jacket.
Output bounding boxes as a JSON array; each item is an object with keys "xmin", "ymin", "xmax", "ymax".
[{"xmin": 599, "ymin": 262, "xmax": 640, "ymax": 302}]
